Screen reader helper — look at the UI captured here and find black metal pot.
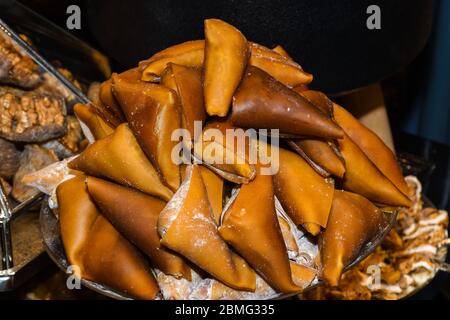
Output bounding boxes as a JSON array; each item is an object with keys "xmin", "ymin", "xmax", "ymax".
[{"xmin": 87, "ymin": 0, "xmax": 433, "ymax": 94}]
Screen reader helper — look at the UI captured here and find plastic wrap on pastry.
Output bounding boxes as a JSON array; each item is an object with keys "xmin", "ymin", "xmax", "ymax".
[{"xmin": 68, "ymin": 123, "xmax": 173, "ymax": 201}]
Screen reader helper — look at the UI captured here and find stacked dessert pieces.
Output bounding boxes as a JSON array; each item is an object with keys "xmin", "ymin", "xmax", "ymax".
[{"xmin": 55, "ymin": 19, "xmax": 412, "ymax": 299}]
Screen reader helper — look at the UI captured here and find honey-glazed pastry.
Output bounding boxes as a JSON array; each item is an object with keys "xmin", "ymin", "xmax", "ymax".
[
  {"xmin": 56, "ymin": 175, "xmax": 98, "ymax": 274},
  {"xmin": 0, "ymin": 32, "xmax": 41, "ymax": 89},
  {"xmin": 204, "ymin": 19, "xmax": 249, "ymax": 116},
  {"xmin": 140, "ymin": 40, "xmax": 205, "ymax": 82},
  {"xmin": 288, "ymin": 139, "xmax": 345, "ymax": 178},
  {"xmin": 57, "ymin": 175, "xmax": 160, "ymax": 299},
  {"xmin": 249, "ymin": 42, "xmax": 312, "ymax": 87},
  {"xmin": 219, "ymin": 170, "xmax": 300, "ymax": 293},
  {"xmin": 277, "ymin": 215, "xmax": 299, "ymax": 253},
  {"xmin": 82, "ymin": 214, "xmax": 160, "ymax": 299},
  {"xmin": 333, "ymin": 103, "xmax": 410, "ymax": 197},
  {"xmin": 321, "ymin": 190, "xmax": 386, "ymax": 286},
  {"xmin": 290, "ymin": 262, "xmax": 317, "ymax": 289},
  {"xmin": 160, "ymin": 63, "xmax": 206, "ymax": 137},
  {"xmin": 338, "ymin": 132, "xmax": 412, "ymax": 207},
  {"xmin": 273, "ymin": 148, "xmax": 334, "ymax": 236},
  {"xmin": 271, "ymin": 45, "xmax": 292, "ymax": 59},
  {"xmin": 231, "ymin": 66, "xmax": 343, "ymax": 139},
  {"xmin": 199, "ymin": 166, "xmax": 223, "ymax": 224},
  {"xmin": 73, "ymin": 103, "xmax": 114, "ymax": 140},
  {"xmin": 111, "ymin": 73, "xmax": 181, "ymax": 191},
  {"xmin": 86, "ymin": 176, "xmax": 192, "ymax": 280},
  {"xmin": 68, "ymin": 123, "xmax": 173, "ymax": 201},
  {"xmin": 0, "ymin": 87, "xmax": 66, "ymax": 142},
  {"xmin": 158, "ymin": 165, "xmax": 256, "ymax": 291},
  {"xmin": 193, "ymin": 120, "xmax": 256, "ymax": 184},
  {"xmin": 98, "ymin": 79, "xmax": 126, "ymax": 123}
]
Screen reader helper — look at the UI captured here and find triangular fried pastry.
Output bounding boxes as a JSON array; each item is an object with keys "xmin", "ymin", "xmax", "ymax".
[
  {"xmin": 99, "ymin": 79, "xmax": 126, "ymax": 122},
  {"xmin": 91, "ymin": 99, "xmax": 122, "ymax": 128},
  {"xmin": 273, "ymin": 148, "xmax": 334, "ymax": 235},
  {"xmin": 68, "ymin": 123, "xmax": 173, "ymax": 201},
  {"xmin": 56, "ymin": 175, "xmax": 159, "ymax": 299},
  {"xmin": 140, "ymin": 40, "xmax": 205, "ymax": 81},
  {"xmin": 74, "ymin": 103, "xmax": 114, "ymax": 140},
  {"xmin": 56, "ymin": 175, "xmax": 98, "ymax": 275},
  {"xmin": 333, "ymin": 103, "xmax": 410, "ymax": 197},
  {"xmin": 231, "ymin": 66, "xmax": 343, "ymax": 139},
  {"xmin": 158, "ymin": 165, "xmax": 256, "ymax": 291},
  {"xmin": 290, "ymin": 262, "xmax": 317, "ymax": 290},
  {"xmin": 83, "ymin": 214, "xmax": 160, "ymax": 299},
  {"xmin": 277, "ymin": 215, "xmax": 299, "ymax": 253},
  {"xmin": 299, "ymin": 90, "xmax": 334, "ymax": 117},
  {"xmin": 338, "ymin": 132, "xmax": 411, "ymax": 207},
  {"xmin": 161, "ymin": 63, "xmax": 206, "ymax": 137},
  {"xmin": 193, "ymin": 120, "xmax": 256, "ymax": 184},
  {"xmin": 321, "ymin": 190, "xmax": 386, "ymax": 286},
  {"xmin": 288, "ymin": 139, "xmax": 345, "ymax": 178},
  {"xmin": 199, "ymin": 166, "xmax": 223, "ymax": 224},
  {"xmin": 204, "ymin": 19, "xmax": 249, "ymax": 116},
  {"xmin": 249, "ymin": 42, "xmax": 312, "ymax": 87},
  {"xmin": 86, "ymin": 176, "xmax": 192, "ymax": 280},
  {"xmin": 219, "ymin": 171, "xmax": 300, "ymax": 293},
  {"xmin": 111, "ymin": 74, "xmax": 181, "ymax": 191},
  {"xmin": 272, "ymin": 45, "xmax": 292, "ymax": 59}
]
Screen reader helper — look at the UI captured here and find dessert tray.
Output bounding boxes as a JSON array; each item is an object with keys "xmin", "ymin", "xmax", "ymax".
[{"xmin": 31, "ymin": 18, "xmax": 438, "ymax": 300}]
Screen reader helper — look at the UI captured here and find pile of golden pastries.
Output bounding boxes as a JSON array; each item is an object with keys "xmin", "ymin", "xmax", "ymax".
[
  {"xmin": 302, "ymin": 176, "xmax": 448, "ymax": 300},
  {"xmin": 45, "ymin": 19, "xmax": 415, "ymax": 299}
]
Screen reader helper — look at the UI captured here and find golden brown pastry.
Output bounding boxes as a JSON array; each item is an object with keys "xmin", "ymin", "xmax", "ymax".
[
  {"xmin": 290, "ymin": 262, "xmax": 317, "ymax": 289},
  {"xmin": 299, "ymin": 90, "xmax": 334, "ymax": 116},
  {"xmin": 99, "ymin": 79, "xmax": 126, "ymax": 122},
  {"xmin": 272, "ymin": 45, "xmax": 292, "ymax": 59},
  {"xmin": 86, "ymin": 176, "xmax": 192, "ymax": 280},
  {"xmin": 73, "ymin": 103, "xmax": 114, "ymax": 140},
  {"xmin": 160, "ymin": 63, "xmax": 206, "ymax": 137},
  {"xmin": 68, "ymin": 123, "xmax": 173, "ymax": 201},
  {"xmin": 56, "ymin": 175, "xmax": 98, "ymax": 275},
  {"xmin": 288, "ymin": 139, "xmax": 345, "ymax": 178},
  {"xmin": 204, "ymin": 19, "xmax": 249, "ymax": 116},
  {"xmin": 273, "ymin": 148, "xmax": 335, "ymax": 236},
  {"xmin": 140, "ymin": 40, "xmax": 205, "ymax": 82},
  {"xmin": 158, "ymin": 165, "xmax": 256, "ymax": 291},
  {"xmin": 321, "ymin": 190, "xmax": 386, "ymax": 286},
  {"xmin": 231, "ymin": 66, "xmax": 343, "ymax": 139},
  {"xmin": 219, "ymin": 170, "xmax": 300, "ymax": 293},
  {"xmin": 111, "ymin": 73, "xmax": 181, "ymax": 191},
  {"xmin": 56, "ymin": 175, "xmax": 159, "ymax": 299},
  {"xmin": 82, "ymin": 214, "xmax": 160, "ymax": 299},
  {"xmin": 193, "ymin": 120, "xmax": 256, "ymax": 184},
  {"xmin": 199, "ymin": 166, "xmax": 223, "ymax": 224},
  {"xmin": 333, "ymin": 103, "xmax": 410, "ymax": 197},
  {"xmin": 249, "ymin": 42, "xmax": 312, "ymax": 87},
  {"xmin": 338, "ymin": 132, "xmax": 411, "ymax": 207},
  {"xmin": 278, "ymin": 215, "xmax": 299, "ymax": 253}
]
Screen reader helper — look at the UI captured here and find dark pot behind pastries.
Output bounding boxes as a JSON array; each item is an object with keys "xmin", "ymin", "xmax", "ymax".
[{"xmin": 87, "ymin": 0, "xmax": 433, "ymax": 94}]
